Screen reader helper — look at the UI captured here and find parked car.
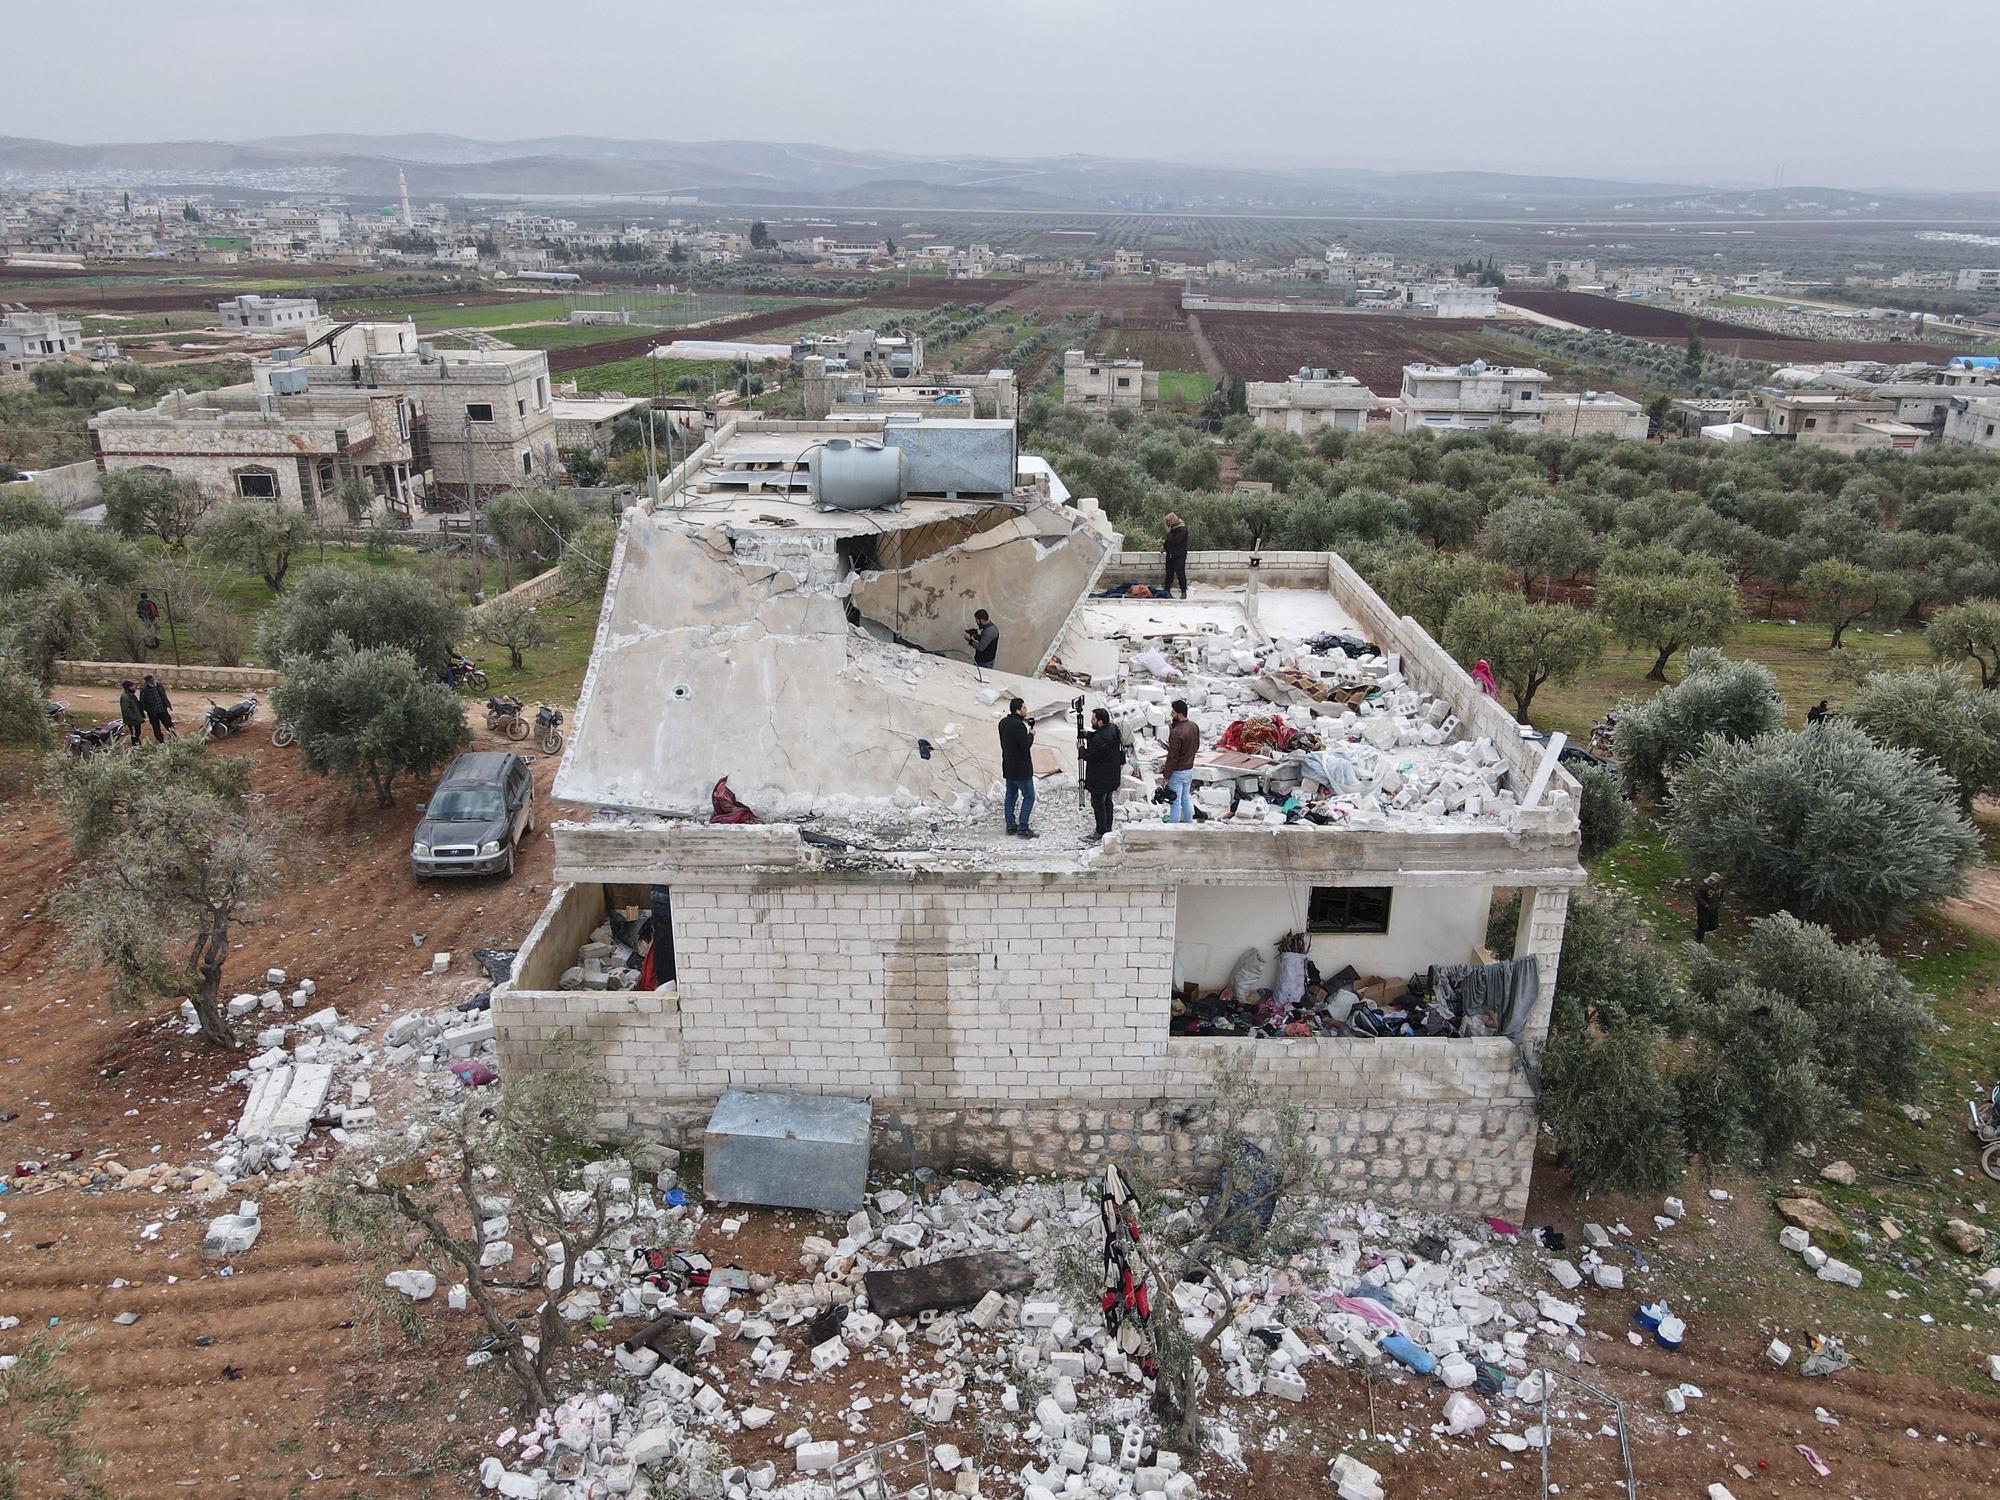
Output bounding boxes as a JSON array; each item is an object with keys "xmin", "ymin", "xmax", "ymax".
[{"xmin": 411, "ymin": 751, "xmax": 534, "ymax": 878}]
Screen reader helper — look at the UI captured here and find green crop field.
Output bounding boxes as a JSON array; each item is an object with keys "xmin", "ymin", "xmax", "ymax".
[
  {"xmin": 337, "ymin": 298, "xmax": 571, "ymax": 329},
  {"xmin": 1153, "ymin": 370, "xmax": 1215, "ymax": 404},
  {"xmin": 493, "ymin": 323, "xmax": 650, "ymax": 352}
]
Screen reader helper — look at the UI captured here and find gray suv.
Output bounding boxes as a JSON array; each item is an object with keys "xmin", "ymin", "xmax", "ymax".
[{"xmin": 412, "ymin": 751, "xmax": 534, "ymax": 878}]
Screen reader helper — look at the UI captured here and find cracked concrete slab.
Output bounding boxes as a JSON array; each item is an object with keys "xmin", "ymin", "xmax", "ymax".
[{"xmin": 554, "ymin": 514, "xmax": 1076, "ymax": 819}]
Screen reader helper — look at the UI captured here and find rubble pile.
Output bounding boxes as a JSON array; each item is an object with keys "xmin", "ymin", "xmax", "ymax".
[
  {"xmin": 1071, "ymin": 611, "xmax": 1544, "ymax": 834},
  {"xmin": 469, "ymin": 1172, "xmax": 1640, "ymax": 1500}
]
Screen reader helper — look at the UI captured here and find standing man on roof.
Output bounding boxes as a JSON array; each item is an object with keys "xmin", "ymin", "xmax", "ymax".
[
  {"xmin": 1163, "ymin": 514, "xmax": 1189, "ymax": 600},
  {"xmin": 1079, "ymin": 706, "xmax": 1125, "ymax": 843},
  {"xmin": 964, "ymin": 609, "xmax": 999, "ymax": 669},
  {"xmin": 999, "ymin": 696, "xmax": 1037, "ymax": 838},
  {"xmin": 1161, "ymin": 698, "xmax": 1199, "ymax": 824}
]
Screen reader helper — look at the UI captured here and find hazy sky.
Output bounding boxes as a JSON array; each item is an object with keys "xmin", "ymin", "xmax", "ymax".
[{"xmin": 9, "ymin": 0, "xmax": 1996, "ymax": 192}]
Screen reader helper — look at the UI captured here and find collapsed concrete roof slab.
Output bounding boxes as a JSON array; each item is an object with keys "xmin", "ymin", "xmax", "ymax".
[
  {"xmin": 848, "ymin": 502, "xmax": 1110, "ymax": 677},
  {"xmin": 553, "ymin": 514, "xmax": 1076, "ymax": 819}
]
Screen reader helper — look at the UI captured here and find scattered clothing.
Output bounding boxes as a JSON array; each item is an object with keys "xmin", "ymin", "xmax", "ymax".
[
  {"xmin": 709, "ymin": 777, "xmax": 760, "ymax": 824},
  {"xmin": 1216, "ymin": 715, "xmax": 1299, "ymax": 756},
  {"xmin": 1471, "ymin": 660, "xmax": 1499, "ymax": 699}
]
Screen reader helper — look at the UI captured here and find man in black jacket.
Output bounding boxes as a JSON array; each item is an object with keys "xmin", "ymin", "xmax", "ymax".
[
  {"xmin": 1078, "ymin": 707, "xmax": 1124, "ymax": 842},
  {"xmin": 963, "ymin": 609, "xmax": 999, "ymax": 669},
  {"xmin": 1163, "ymin": 513, "xmax": 1189, "ymax": 599},
  {"xmin": 138, "ymin": 673, "xmax": 173, "ymax": 742},
  {"xmin": 998, "ymin": 696, "xmax": 1037, "ymax": 838}
]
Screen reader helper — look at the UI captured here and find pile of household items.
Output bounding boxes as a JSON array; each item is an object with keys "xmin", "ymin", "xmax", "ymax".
[
  {"xmin": 1169, "ymin": 935, "xmax": 1538, "ymax": 1040},
  {"xmin": 1088, "ymin": 616, "xmax": 1542, "ymax": 833}
]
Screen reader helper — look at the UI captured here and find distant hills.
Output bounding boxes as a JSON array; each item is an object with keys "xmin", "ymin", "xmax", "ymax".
[{"xmin": 2, "ymin": 133, "xmax": 1995, "ymax": 218}]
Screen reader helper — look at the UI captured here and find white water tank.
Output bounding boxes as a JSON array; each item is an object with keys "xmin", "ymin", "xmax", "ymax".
[{"xmin": 809, "ymin": 438, "xmax": 906, "ymax": 511}]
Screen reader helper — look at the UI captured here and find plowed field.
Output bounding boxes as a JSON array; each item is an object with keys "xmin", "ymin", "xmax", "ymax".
[{"xmin": 1193, "ymin": 311, "xmax": 1515, "ymax": 393}]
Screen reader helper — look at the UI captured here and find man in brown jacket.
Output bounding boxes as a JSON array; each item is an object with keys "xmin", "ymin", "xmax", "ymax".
[{"xmin": 1161, "ymin": 698, "xmax": 1199, "ymax": 824}]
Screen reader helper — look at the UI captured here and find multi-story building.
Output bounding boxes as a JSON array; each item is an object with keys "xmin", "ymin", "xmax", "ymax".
[
  {"xmin": 1538, "ymin": 391, "xmax": 1650, "ymax": 440},
  {"xmin": 490, "ymin": 411, "xmax": 1580, "ymax": 1220},
  {"xmin": 1245, "ymin": 368, "xmax": 1375, "ymax": 435},
  {"xmin": 1061, "ymin": 349, "xmax": 1157, "ymax": 409},
  {"xmin": 0, "ymin": 309, "xmax": 83, "ymax": 366},
  {"xmin": 1410, "ymin": 284, "xmax": 1499, "ymax": 319},
  {"xmin": 89, "ymin": 343, "xmax": 557, "ymax": 510},
  {"xmin": 217, "ymin": 294, "xmax": 322, "ymax": 333},
  {"xmin": 1944, "ymin": 395, "xmax": 2000, "ymax": 454},
  {"xmin": 1391, "ymin": 362, "xmax": 1551, "ymax": 433},
  {"xmin": 1953, "ymin": 269, "xmax": 2000, "ymax": 293}
]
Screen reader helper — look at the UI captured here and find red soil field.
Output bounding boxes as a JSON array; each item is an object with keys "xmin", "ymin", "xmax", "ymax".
[
  {"xmin": 1192, "ymin": 311, "xmax": 1512, "ymax": 393},
  {"xmin": 1503, "ymin": 289, "xmax": 1803, "ymax": 341},
  {"xmin": 543, "ymin": 301, "xmax": 860, "ymax": 372}
]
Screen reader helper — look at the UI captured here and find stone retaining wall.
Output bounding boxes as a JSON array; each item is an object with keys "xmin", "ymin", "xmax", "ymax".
[{"xmin": 57, "ymin": 660, "xmax": 281, "ymax": 690}]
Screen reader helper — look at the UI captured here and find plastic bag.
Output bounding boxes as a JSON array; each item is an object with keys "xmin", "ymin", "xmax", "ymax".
[
  {"xmin": 1228, "ymin": 947, "xmax": 1265, "ymax": 1000},
  {"xmin": 1273, "ymin": 951, "xmax": 1308, "ymax": 1008},
  {"xmin": 1443, "ymin": 1392, "xmax": 1486, "ymax": 1436},
  {"xmin": 1132, "ymin": 648, "xmax": 1178, "ymax": 681}
]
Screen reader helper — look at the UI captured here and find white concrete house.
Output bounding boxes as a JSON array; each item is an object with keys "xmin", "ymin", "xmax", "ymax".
[
  {"xmin": 1391, "ymin": 361, "xmax": 1552, "ymax": 433},
  {"xmin": 492, "ymin": 415, "xmax": 1580, "ymax": 1219},
  {"xmin": 1245, "ymin": 368, "xmax": 1375, "ymax": 435}
]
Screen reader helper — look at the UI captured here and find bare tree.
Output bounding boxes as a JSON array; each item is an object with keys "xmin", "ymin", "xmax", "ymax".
[{"xmin": 308, "ymin": 1050, "xmax": 625, "ymax": 1414}]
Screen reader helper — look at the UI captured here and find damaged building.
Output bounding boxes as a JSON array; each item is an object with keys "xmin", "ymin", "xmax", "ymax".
[{"xmin": 495, "ymin": 415, "xmax": 1580, "ymax": 1219}]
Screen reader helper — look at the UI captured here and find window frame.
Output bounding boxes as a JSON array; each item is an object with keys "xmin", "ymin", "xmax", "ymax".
[
  {"xmin": 465, "ymin": 401, "xmax": 495, "ymax": 424},
  {"xmin": 234, "ymin": 468, "xmax": 279, "ymax": 500},
  {"xmin": 1305, "ymin": 885, "xmax": 1393, "ymax": 935}
]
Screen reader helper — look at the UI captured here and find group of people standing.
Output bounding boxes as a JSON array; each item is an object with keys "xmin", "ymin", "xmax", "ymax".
[
  {"xmin": 117, "ymin": 674, "xmax": 175, "ymax": 744},
  {"xmin": 996, "ymin": 696, "xmax": 1203, "ymax": 842}
]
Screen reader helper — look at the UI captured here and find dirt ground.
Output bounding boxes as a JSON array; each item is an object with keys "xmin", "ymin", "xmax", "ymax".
[{"xmin": 4, "ymin": 709, "xmax": 2000, "ymax": 1496}]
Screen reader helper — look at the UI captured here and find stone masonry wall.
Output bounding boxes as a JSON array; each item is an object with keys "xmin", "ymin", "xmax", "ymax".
[{"xmin": 495, "ymin": 874, "xmax": 1544, "ymax": 1217}]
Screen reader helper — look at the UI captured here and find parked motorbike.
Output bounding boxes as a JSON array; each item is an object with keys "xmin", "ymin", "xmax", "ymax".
[
  {"xmin": 1589, "ymin": 712, "xmax": 1619, "ymax": 760},
  {"xmin": 443, "ymin": 655, "xmax": 488, "ymax": 692},
  {"xmin": 45, "ymin": 700, "xmax": 69, "ymax": 726},
  {"xmin": 485, "ymin": 695, "xmax": 530, "ymax": 741},
  {"xmin": 271, "ymin": 718, "xmax": 297, "ymax": 748},
  {"xmin": 66, "ymin": 720, "xmax": 125, "ymax": 757},
  {"xmin": 535, "ymin": 704, "xmax": 565, "ymax": 755},
  {"xmin": 199, "ymin": 694, "xmax": 259, "ymax": 741}
]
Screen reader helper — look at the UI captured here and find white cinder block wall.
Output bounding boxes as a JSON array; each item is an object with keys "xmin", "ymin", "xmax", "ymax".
[{"xmin": 497, "ymin": 873, "xmax": 1545, "ymax": 1216}]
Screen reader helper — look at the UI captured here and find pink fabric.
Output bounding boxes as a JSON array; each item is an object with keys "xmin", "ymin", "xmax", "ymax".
[{"xmin": 1472, "ymin": 660, "xmax": 1499, "ymax": 698}]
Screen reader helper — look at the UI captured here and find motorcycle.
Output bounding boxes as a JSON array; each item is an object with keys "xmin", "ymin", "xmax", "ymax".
[
  {"xmin": 199, "ymin": 694, "xmax": 259, "ymax": 741},
  {"xmin": 272, "ymin": 718, "xmax": 297, "ymax": 748},
  {"xmin": 485, "ymin": 695, "xmax": 530, "ymax": 741},
  {"xmin": 443, "ymin": 655, "xmax": 488, "ymax": 693},
  {"xmin": 1589, "ymin": 712, "xmax": 1619, "ymax": 760},
  {"xmin": 535, "ymin": 704, "xmax": 565, "ymax": 755},
  {"xmin": 66, "ymin": 720, "xmax": 125, "ymax": 757},
  {"xmin": 45, "ymin": 700, "xmax": 69, "ymax": 726}
]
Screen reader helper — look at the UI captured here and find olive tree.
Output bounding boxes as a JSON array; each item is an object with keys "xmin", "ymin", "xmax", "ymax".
[
  {"xmin": 308, "ymin": 1053, "xmax": 625, "ymax": 1415},
  {"xmin": 474, "ymin": 597, "xmax": 556, "ymax": 670},
  {"xmin": 1849, "ymin": 665, "xmax": 2000, "ymax": 810},
  {"xmin": 1540, "ymin": 1020, "xmax": 1686, "ymax": 1195},
  {"xmin": 559, "ymin": 513, "xmax": 619, "ymax": 602},
  {"xmin": 1612, "ymin": 648, "xmax": 1783, "ymax": 801},
  {"xmin": 274, "ymin": 643, "xmax": 469, "ymax": 807},
  {"xmin": 257, "ymin": 566, "xmax": 466, "ymax": 674},
  {"xmin": 47, "ymin": 740, "xmax": 269, "ymax": 1048},
  {"xmin": 1481, "ymin": 494, "xmax": 1596, "ymax": 598},
  {"xmin": 1670, "ymin": 720, "xmax": 1977, "ymax": 933},
  {"xmin": 198, "ymin": 499, "xmax": 315, "ymax": 594},
  {"xmin": 1927, "ymin": 598, "xmax": 2000, "ymax": 689},
  {"xmin": 1442, "ymin": 591, "xmax": 1605, "ymax": 717},
  {"xmin": 1377, "ymin": 549, "xmax": 1509, "ymax": 637},
  {"xmin": 1595, "ymin": 553, "xmax": 1741, "ymax": 681},
  {"xmin": 101, "ymin": 468, "xmax": 211, "ymax": 550},
  {"xmin": 1797, "ymin": 558, "xmax": 1912, "ymax": 650}
]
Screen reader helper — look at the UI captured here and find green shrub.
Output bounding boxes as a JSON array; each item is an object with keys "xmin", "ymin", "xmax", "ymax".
[
  {"xmin": 1541, "ymin": 1020, "xmax": 1687, "ymax": 1195},
  {"xmin": 1613, "ymin": 648, "xmax": 1782, "ymax": 801},
  {"xmin": 1573, "ymin": 762, "xmax": 1630, "ymax": 862}
]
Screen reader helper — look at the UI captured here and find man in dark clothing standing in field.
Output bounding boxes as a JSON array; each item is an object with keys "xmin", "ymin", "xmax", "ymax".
[
  {"xmin": 136, "ymin": 590, "xmax": 160, "ymax": 650},
  {"xmin": 999, "ymin": 696, "xmax": 1037, "ymax": 838},
  {"xmin": 1079, "ymin": 707, "xmax": 1124, "ymax": 842},
  {"xmin": 964, "ymin": 609, "xmax": 999, "ymax": 669},
  {"xmin": 118, "ymin": 679, "xmax": 144, "ymax": 745},
  {"xmin": 138, "ymin": 673, "xmax": 173, "ymax": 742},
  {"xmin": 1163, "ymin": 514, "xmax": 1189, "ymax": 599}
]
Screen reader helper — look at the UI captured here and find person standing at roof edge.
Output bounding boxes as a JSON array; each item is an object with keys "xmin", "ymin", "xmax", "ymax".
[
  {"xmin": 964, "ymin": 608, "xmax": 999, "ymax": 669},
  {"xmin": 1471, "ymin": 659, "xmax": 1499, "ymax": 699},
  {"xmin": 1079, "ymin": 706, "xmax": 1124, "ymax": 843},
  {"xmin": 1161, "ymin": 698, "xmax": 1199, "ymax": 825},
  {"xmin": 1163, "ymin": 514, "xmax": 1189, "ymax": 600},
  {"xmin": 999, "ymin": 696, "xmax": 1038, "ymax": 838}
]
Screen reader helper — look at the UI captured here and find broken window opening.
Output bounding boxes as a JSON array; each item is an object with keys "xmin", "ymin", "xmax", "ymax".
[{"xmin": 1307, "ymin": 886, "xmax": 1393, "ymax": 934}]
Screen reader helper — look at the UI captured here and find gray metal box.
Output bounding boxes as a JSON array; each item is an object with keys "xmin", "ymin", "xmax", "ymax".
[
  {"xmin": 702, "ymin": 1090, "xmax": 872, "ymax": 1214},
  {"xmin": 883, "ymin": 418, "xmax": 1016, "ymax": 498}
]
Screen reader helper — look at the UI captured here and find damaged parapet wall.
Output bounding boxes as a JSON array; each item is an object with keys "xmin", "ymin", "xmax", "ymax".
[
  {"xmin": 495, "ymin": 821, "xmax": 1576, "ymax": 1220},
  {"xmin": 848, "ymin": 503, "xmax": 1110, "ymax": 676}
]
